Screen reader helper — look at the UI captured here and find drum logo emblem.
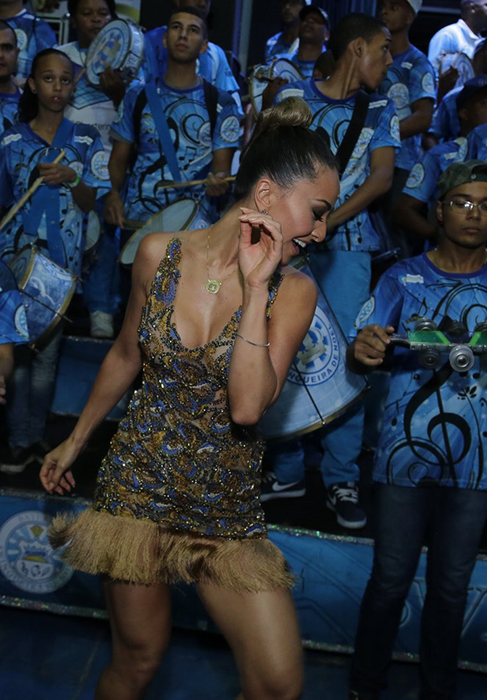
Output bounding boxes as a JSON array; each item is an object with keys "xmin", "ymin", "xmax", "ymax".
[
  {"xmin": 289, "ymin": 305, "xmax": 340, "ymax": 386},
  {"xmin": 0, "ymin": 511, "xmax": 73, "ymax": 594}
]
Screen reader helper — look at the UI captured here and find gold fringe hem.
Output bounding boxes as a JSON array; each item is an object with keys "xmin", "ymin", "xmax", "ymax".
[{"xmin": 49, "ymin": 509, "xmax": 295, "ymax": 593}]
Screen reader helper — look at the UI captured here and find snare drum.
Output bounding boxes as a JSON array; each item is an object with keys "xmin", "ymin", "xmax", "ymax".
[
  {"xmin": 86, "ymin": 19, "xmax": 144, "ymax": 86},
  {"xmin": 249, "ymin": 57, "xmax": 303, "ymax": 116},
  {"xmin": 259, "ymin": 262, "xmax": 367, "ymax": 440},
  {"xmin": 82, "ymin": 211, "xmax": 101, "ymax": 272},
  {"xmin": 9, "ymin": 247, "xmax": 76, "ymax": 347},
  {"xmin": 120, "ymin": 199, "xmax": 210, "ymax": 266}
]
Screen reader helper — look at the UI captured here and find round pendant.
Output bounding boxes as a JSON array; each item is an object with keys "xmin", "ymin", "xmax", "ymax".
[{"xmin": 205, "ymin": 279, "xmax": 221, "ymax": 294}]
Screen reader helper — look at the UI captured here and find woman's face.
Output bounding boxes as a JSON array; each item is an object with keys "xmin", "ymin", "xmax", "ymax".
[
  {"xmin": 266, "ymin": 167, "xmax": 340, "ymax": 265},
  {"xmin": 29, "ymin": 54, "xmax": 74, "ymax": 114}
]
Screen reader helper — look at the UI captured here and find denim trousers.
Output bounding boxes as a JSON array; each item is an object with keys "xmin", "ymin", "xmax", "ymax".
[
  {"xmin": 350, "ymin": 483, "xmax": 487, "ymax": 699},
  {"xmin": 268, "ymin": 249, "xmax": 371, "ymax": 488},
  {"xmin": 83, "ymin": 226, "xmax": 120, "ymax": 315},
  {"xmin": 7, "ymin": 325, "xmax": 63, "ymax": 448}
]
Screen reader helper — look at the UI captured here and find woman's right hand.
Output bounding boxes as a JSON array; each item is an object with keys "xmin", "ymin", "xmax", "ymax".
[{"xmin": 39, "ymin": 437, "xmax": 84, "ymax": 495}]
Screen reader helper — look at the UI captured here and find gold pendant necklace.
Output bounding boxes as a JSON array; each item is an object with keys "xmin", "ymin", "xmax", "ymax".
[{"xmin": 205, "ymin": 226, "xmax": 237, "ymax": 294}]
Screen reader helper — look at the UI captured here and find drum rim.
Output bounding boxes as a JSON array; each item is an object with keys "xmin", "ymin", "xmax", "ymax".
[
  {"xmin": 84, "ymin": 211, "xmax": 102, "ymax": 253},
  {"xmin": 270, "ymin": 56, "xmax": 304, "ymax": 81},
  {"xmin": 33, "ymin": 277, "xmax": 76, "ymax": 348},
  {"xmin": 86, "ymin": 18, "xmax": 143, "ymax": 86},
  {"xmin": 119, "ymin": 200, "xmax": 199, "ymax": 266},
  {"xmin": 8, "ymin": 245, "xmax": 36, "ymax": 291},
  {"xmin": 249, "ymin": 64, "xmax": 269, "ymax": 118},
  {"xmin": 260, "ymin": 386, "xmax": 368, "ymax": 441}
]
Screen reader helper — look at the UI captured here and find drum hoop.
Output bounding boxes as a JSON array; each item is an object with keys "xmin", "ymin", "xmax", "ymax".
[
  {"xmin": 270, "ymin": 57, "xmax": 304, "ymax": 81},
  {"xmin": 9, "ymin": 245, "xmax": 37, "ymax": 291},
  {"xmin": 86, "ymin": 19, "xmax": 142, "ymax": 86},
  {"xmin": 249, "ymin": 64, "xmax": 268, "ymax": 118},
  {"xmin": 119, "ymin": 200, "xmax": 198, "ymax": 266},
  {"xmin": 262, "ymin": 385, "xmax": 369, "ymax": 442}
]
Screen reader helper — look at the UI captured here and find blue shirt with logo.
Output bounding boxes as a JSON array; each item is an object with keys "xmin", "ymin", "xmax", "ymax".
[
  {"xmin": 0, "ymin": 260, "xmax": 28, "ymax": 345},
  {"xmin": 110, "ymin": 78, "xmax": 241, "ymax": 223},
  {"xmin": 467, "ymin": 122, "xmax": 487, "ymax": 159},
  {"xmin": 0, "ymin": 121, "xmax": 110, "ymax": 277},
  {"xmin": 6, "ymin": 9, "xmax": 57, "ymax": 81},
  {"xmin": 265, "ymin": 32, "xmax": 295, "ymax": 62},
  {"xmin": 0, "ymin": 88, "xmax": 20, "ymax": 136},
  {"xmin": 352, "ymin": 253, "xmax": 487, "ymax": 490},
  {"xmin": 276, "ymin": 79, "xmax": 401, "ymax": 252},
  {"xmin": 379, "ymin": 46, "xmax": 436, "ymax": 170},
  {"xmin": 403, "ymin": 137, "xmax": 468, "ymax": 208},
  {"xmin": 430, "ymin": 86, "xmax": 462, "ymax": 143}
]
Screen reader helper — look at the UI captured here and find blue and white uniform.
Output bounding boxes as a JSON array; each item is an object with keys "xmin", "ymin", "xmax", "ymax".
[
  {"xmin": 0, "ymin": 120, "xmax": 110, "ymax": 278},
  {"xmin": 353, "ymin": 254, "xmax": 487, "ymax": 490},
  {"xmin": 0, "ymin": 88, "xmax": 20, "ymax": 135},
  {"xmin": 276, "ymin": 79, "xmax": 401, "ymax": 252},
  {"xmin": 144, "ymin": 27, "xmax": 241, "ymax": 107},
  {"xmin": 467, "ymin": 122, "xmax": 487, "ymax": 159},
  {"xmin": 111, "ymin": 78, "xmax": 241, "ymax": 223},
  {"xmin": 275, "ymin": 49, "xmax": 316, "ymax": 80},
  {"xmin": 265, "ymin": 32, "xmax": 296, "ymax": 62},
  {"xmin": 0, "ymin": 261, "xmax": 28, "ymax": 345},
  {"xmin": 379, "ymin": 46, "xmax": 436, "ymax": 171},
  {"xmin": 5, "ymin": 9, "xmax": 57, "ymax": 81},
  {"xmin": 403, "ymin": 137, "xmax": 468, "ymax": 209},
  {"xmin": 430, "ymin": 86, "xmax": 462, "ymax": 143}
]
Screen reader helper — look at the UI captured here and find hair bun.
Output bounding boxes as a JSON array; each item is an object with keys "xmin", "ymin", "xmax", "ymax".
[{"xmin": 255, "ymin": 97, "xmax": 313, "ymax": 134}]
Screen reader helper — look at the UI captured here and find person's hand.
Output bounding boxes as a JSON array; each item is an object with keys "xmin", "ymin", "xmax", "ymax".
[
  {"xmin": 0, "ymin": 375, "xmax": 6, "ymax": 405},
  {"xmin": 99, "ymin": 66, "xmax": 126, "ymax": 107},
  {"xmin": 39, "ymin": 437, "xmax": 83, "ymax": 495},
  {"xmin": 104, "ymin": 190, "xmax": 125, "ymax": 228},
  {"xmin": 206, "ymin": 171, "xmax": 230, "ymax": 198},
  {"xmin": 38, "ymin": 163, "xmax": 78, "ymax": 186},
  {"xmin": 261, "ymin": 77, "xmax": 288, "ymax": 111},
  {"xmin": 437, "ymin": 66, "xmax": 459, "ymax": 102},
  {"xmin": 238, "ymin": 207, "xmax": 283, "ymax": 291},
  {"xmin": 354, "ymin": 324, "xmax": 395, "ymax": 366}
]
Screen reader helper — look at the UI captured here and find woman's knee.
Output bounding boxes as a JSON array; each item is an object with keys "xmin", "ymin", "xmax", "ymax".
[
  {"xmin": 243, "ymin": 663, "xmax": 303, "ymax": 700},
  {"xmin": 112, "ymin": 636, "xmax": 169, "ymax": 684}
]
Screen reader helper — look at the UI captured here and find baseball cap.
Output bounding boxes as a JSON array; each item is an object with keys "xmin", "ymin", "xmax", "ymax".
[
  {"xmin": 406, "ymin": 0, "xmax": 422, "ymax": 13},
  {"xmin": 300, "ymin": 4, "xmax": 329, "ymax": 26},
  {"xmin": 456, "ymin": 75, "xmax": 487, "ymax": 112},
  {"xmin": 437, "ymin": 160, "xmax": 487, "ymax": 199}
]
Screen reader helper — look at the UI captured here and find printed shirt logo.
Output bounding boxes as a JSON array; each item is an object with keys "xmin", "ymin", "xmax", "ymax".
[
  {"xmin": 406, "ymin": 163, "xmax": 425, "ymax": 189},
  {"xmin": 355, "ymin": 296, "xmax": 375, "ymax": 328},
  {"xmin": 0, "ymin": 511, "xmax": 74, "ymax": 594},
  {"xmin": 401, "ymin": 274, "xmax": 424, "ymax": 286},
  {"xmin": 288, "ymin": 304, "xmax": 341, "ymax": 386}
]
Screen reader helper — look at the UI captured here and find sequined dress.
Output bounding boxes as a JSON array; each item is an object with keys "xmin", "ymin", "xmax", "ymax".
[{"xmin": 50, "ymin": 239, "xmax": 294, "ymax": 592}]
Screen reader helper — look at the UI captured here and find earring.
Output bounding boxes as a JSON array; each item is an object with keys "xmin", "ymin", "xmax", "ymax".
[{"xmin": 263, "ymin": 210, "xmax": 269, "ymax": 215}]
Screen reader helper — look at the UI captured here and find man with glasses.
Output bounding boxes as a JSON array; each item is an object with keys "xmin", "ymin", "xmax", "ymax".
[{"xmin": 347, "ymin": 160, "xmax": 487, "ymax": 699}]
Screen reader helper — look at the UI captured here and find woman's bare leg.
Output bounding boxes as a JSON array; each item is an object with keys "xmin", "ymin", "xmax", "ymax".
[
  {"xmin": 198, "ymin": 583, "xmax": 303, "ymax": 700},
  {"xmin": 95, "ymin": 579, "xmax": 171, "ymax": 700}
]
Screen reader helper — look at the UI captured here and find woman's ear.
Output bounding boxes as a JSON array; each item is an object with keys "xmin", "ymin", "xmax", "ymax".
[{"xmin": 253, "ymin": 177, "xmax": 274, "ymax": 211}]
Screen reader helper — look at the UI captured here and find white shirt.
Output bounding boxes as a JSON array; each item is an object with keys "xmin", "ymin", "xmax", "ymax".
[{"xmin": 428, "ymin": 18, "xmax": 482, "ymax": 79}]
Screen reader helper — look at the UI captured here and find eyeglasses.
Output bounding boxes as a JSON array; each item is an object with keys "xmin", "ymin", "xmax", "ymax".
[{"xmin": 444, "ymin": 200, "xmax": 487, "ymax": 214}]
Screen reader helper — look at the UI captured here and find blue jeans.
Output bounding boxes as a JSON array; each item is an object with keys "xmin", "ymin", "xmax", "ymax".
[
  {"xmin": 350, "ymin": 483, "xmax": 487, "ymax": 699},
  {"xmin": 7, "ymin": 325, "xmax": 63, "ymax": 448},
  {"xmin": 83, "ymin": 228, "xmax": 120, "ymax": 315},
  {"xmin": 269, "ymin": 250, "xmax": 370, "ymax": 488}
]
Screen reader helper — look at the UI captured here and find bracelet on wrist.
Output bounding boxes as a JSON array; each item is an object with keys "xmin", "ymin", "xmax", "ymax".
[
  {"xmin": 68, "ymin": 173, "xmax": 82, "ymax": 189},
  {"xmin": 236, "ymin": 333, "xmax": 270, "ymax": 348}
]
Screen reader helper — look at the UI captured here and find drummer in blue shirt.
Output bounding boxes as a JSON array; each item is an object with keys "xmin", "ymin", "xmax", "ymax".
[
  {"xmin": 276, "ymin": 4, "xmax": 330, "ymax": 81},
  {"xmin": 0, "ymin": 20, "xmax": 20, "ymax": 134},
  {"xmin": 0, "ymin": 259, "xmax": 28, "ymax": 408},
  {"xmin": 0, "ymin": 0, "xmax": 57, "ymax": 83},
  {"xmin": 144, "ymin": 0, "xmax": 241, "ymax": 108},
  {"xmin": 265, "ymin": 0, "xmax": 309, "ymax": 62}
]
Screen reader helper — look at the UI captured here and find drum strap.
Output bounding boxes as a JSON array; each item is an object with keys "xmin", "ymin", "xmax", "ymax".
[
  {"xmin": 23, "ymin": 118, "xmax": 75, "ymax": 268},
  {"xmin": 145, "ymin": 80, "xmax": 182, "ymax": 181}
]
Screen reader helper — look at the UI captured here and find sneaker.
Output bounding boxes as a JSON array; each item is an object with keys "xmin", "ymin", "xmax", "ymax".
[
  {"xmin": 0, "ymin": 446, "xmax": 33, "ymax": 474},
  {"xmin": 326, "ymin": 481, "xmax": 367, "ymax": 529},
  {"xmin": 90, "ymin": 311, "xmax": 114, "ymax": 339},
  {"xmin": 260, "ymin": 471, "xmax": 306, "ymax": 502}
]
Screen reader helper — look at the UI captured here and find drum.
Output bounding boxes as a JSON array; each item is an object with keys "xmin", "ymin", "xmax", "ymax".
[
  {"xmin": 259, "ymin": 262, "xmax": 367, "ymax": 440},
  {"xmin": 82, "ymin": 211, "xmax": 101, "ymax": 272},
  {"xmin": 86, "ymin": 19, "xmax": 144, "ymax": 86},
  {"xmin": 249, "ymin": 57, "xmax": 303, "ymax": 116},
  {"xmin": 439, "ymin": 52, "xmax": 475, "ymax": 88},
  {"xmin": 9, "ymin": 247, "xmax": 76, "ymax": 347},
  {"xmin": 120, "ymin": 199, "xmax": 210, "ymax": 266}
]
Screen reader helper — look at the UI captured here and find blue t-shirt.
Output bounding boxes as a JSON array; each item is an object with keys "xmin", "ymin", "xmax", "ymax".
[
  {"xmin": 430, "ymin": 86, "xmax": 461, "ymax": 142},
  {"xmin": 379, "ymin": 46, "xmax": 436, "ymax": 170},
  {"xmin": 7, "ymin": 9, "xmax": 57, "ymax": 81},
  {"xmin": 353, "ymin": 253, "xmax": 487, "ymax": 490},
  {"xmin": 110, "ymin": 78, "xmax": 241, "ymax": 223},
  {"xmin": 403, "ymin": 137, "xmax": 468, "ymax": 208},
  {"xmin": 0, "ymin": 261, "xmax": 28, "ymax": 345},
  {"xmin": 0, "ymin": 88, "xmax": 20, "ymax": 135},
  {"xmin": 276, "ymin": 79, "xmax": 401, "ymax": 252},
  {"xmin": 467, "ymin": 122, "xmax": 487, "ymax": 159},
  {"xmin": 144, "ymin": 27, "xmax": 241, "ymax": 107},
  {"xmin": 265, "ymin": 32, "xmax": 294, "ymax": 62},
  {"xmin": 0, "ymin": 121, "xmax": 110, "ymax": 277},
  {"xmin": 275, "ymin": 50, "xmax": 316, "ymax": 80}
]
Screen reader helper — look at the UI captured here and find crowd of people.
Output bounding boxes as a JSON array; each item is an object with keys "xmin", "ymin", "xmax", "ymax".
[{"xmin": 0, "ymin": 0, "xmax": 487, "ymax": 698}]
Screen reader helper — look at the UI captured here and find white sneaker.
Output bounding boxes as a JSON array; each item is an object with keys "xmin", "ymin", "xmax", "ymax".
[{"xmin": 90, "ymin": 311, "xmax": 114, "ymax": 339}]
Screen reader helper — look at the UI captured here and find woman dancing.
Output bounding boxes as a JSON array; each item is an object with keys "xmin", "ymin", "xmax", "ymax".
[{"xmin": 40, "ymin": 97, "xmax": 339, "ymax": 700}]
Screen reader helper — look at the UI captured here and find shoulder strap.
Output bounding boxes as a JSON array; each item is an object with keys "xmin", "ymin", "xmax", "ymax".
[
  {"xmin": 202, "ymin": 79, "xmax": 219, "ymax": 140},
  {"xmin": 133, "ymin": 89, "xmax": 148, "ymax": 145}
]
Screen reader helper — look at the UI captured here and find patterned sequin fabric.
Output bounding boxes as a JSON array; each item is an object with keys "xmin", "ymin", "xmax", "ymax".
[{"xmin": 94, "ymin": 238, "xmax": 283, "ymax": 540}]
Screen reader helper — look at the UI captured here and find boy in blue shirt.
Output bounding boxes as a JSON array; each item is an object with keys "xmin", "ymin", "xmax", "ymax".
[
  {"xmin": 265, "ymin": 0, "xmax": 307, "ymax": 62},
  {"xmin": 263, "ymin": 14, "xmax": 400, "ymax": 530},
  {"xmin": 348, "ymin": 160, "xmax": 487, "ymax": 700}
]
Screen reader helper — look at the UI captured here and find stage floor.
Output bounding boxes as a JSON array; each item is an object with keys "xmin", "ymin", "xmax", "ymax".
[{"xmin": 1, "ymin": 606, "xmax": 486, "ymax": 700}]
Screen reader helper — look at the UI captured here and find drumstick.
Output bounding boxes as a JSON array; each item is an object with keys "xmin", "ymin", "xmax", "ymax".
[
  {"xmin": 157, "ymin": 175, "xmax": 236, "ymax": 191},
  {"xmin": 0, "ymin": 150, "xmax": 66, "ymax": 231}
]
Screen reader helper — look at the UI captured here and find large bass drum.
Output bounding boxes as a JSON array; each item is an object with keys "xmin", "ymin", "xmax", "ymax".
[{"xmin": 259, "ymin": 260, "xmax": 367, "ymax": 440}]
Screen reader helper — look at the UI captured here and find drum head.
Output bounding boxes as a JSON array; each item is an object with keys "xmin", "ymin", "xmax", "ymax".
[
  {"xmin": 120, "ymin": 199, "xmax": 197, "ymax": 266},
  {"xmin": 271, "ymin": 57, "xmax": 303, "ymax": 83},
  {"xmin": 249, "ymin": 64, "xmax": 271, "ymax": 117},
  {"xmin": 85, "ymin": 211, "xmax": 101, "ymax": 252},
  {"xmin": 87, "ymin": 19, "xmax": 136, "ymax": 85}
]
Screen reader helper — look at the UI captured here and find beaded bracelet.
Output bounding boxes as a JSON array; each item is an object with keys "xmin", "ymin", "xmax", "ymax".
[{"xmin": 236, "ymin": 333, "xmax": 270, "ymax": 348}]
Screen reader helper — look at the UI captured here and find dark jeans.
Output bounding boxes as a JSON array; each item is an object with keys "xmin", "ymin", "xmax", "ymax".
[{"xmin": 350, "ymin": 483, "xmax": 487, "ymax": 700}]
